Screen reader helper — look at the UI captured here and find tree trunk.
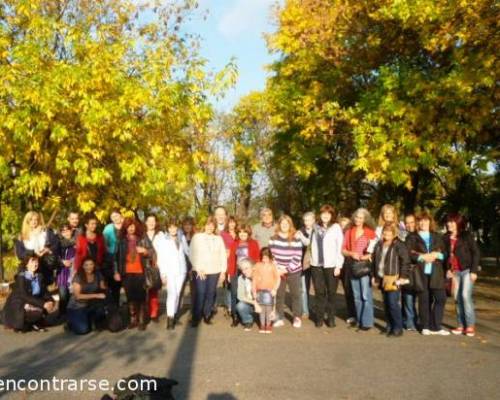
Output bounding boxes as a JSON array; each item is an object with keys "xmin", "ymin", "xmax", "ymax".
[
  {"xmin": 403, "ymin": 170, "xmax": 420, "ymax": 214},
  {"xmin": 237, "ymin": 183, "xmax": 252, "ymax": 220}
]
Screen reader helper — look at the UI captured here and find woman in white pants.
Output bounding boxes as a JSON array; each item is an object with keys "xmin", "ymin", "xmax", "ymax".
[{"xmin": 156, "ymin": 218, "xmax": 188, "ymax": 330}]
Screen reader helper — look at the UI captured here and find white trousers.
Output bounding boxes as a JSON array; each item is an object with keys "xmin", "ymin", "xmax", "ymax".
[{"xmin": 164, "ymin": 274, "xmax": 186, "ymax": 317}]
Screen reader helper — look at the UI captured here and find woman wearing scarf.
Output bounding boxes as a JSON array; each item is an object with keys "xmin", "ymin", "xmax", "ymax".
[
  {"xmin": 114, "ymin": 218, "xmax": 151, "ymax": 331},
  {"xmin": 4, "ymin": 255, "xmax": 55, "ymax": 332}
]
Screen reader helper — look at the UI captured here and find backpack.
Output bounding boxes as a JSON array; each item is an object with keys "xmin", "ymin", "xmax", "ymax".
[{"xmin": 106, "ymin": 304, "xmax": 129, "ymax": 333}]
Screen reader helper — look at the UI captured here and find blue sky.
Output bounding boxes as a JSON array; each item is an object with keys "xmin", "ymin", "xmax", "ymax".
[{"xmin": 184, "ymin": 0, "xmax": 279, "ymax": 111}]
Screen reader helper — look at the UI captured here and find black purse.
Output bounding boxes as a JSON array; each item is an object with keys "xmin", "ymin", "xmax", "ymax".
[
  {"xmin": 351, "ymin": 260, "xmax": 371, "ymax": 279},
  {"xmin": 407, "ymin": 265, "xmax": 425, "ymax": 293},
  {"xmin": 145, "ymin": 266, "xmax": 162, "ymax": 291},
  {"xmin": 41, "ymin": 253, "xmax": 59, "ymax": 271}
]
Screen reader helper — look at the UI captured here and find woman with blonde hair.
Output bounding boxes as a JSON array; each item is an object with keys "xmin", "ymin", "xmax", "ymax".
[
  {"xmin": 268, "ymin": 215, "xmax": 304, "ymax": 328},
  {"xmin": 376, "ymin": 204, "xmax": 400, "ymax": 240},
  {"xmin": 16, "ymin": 211, "xmax": 59, "ymax": 285},
  {"xmin": 16, "ymin": 212, "xmax": 47, "ymax": 258}
]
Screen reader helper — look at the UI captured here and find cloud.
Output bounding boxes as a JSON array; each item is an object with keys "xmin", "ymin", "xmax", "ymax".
[{"xmin": 217, "ymin": 0, "xmax": 277, "ymax": 38}]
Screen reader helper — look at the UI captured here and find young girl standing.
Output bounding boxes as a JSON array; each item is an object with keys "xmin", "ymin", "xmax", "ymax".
[{"xmin": 253, "ymin": 248, "xmax": 281, "ymax": 333}]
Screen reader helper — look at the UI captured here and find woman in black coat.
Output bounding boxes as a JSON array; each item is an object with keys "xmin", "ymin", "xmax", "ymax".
[
  {"xmin": 444, "ymin": 213, "xmax": 480, "ymax": 337},
  {"xmin": 3, "ymin": 256, "xmax": 55, "ymax": 332},
  {"xmin": 405, "ymin": 211, "xmax": 449, "ymax": 336},
  {"xmin": 372, "ymin": 223, "xmax": 411, "ymax": 337}
]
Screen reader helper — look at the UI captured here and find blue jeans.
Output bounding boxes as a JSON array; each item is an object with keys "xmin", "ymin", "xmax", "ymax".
[
  {"xmin": 58, "ymin": 285, "xmax": 70, "ymax": 315},
  {"xmin": 350, "ymin": 275, "xmax": 374, "ymax": 328},
  {"xmin": 402, "ymin": 290, "xmax": 417, "ymax": 330},
  {"xmin": 236, "ymin": 301, "xmax": 255, "ymax": 324},
  {"xmin": 301, "ymin": 269, "xmax": 311, "ymax": 316},
  {"xmin": 453, "ymin": 270, "xmax": 475, "ymax": 328},
  {"xmin": 67, "ymin": 306, "xmax": 106, "ymax": 335},
  {"xmin": 225, "ymin": 275, "xmax": 238, "ymax": 315},
  {"xmin": 383, "ymin": 290, "xmax": 403, "ymax": 333},
  {"xmin": 193, "ymin": 272, "xmax": 220, "ymax": 321}
]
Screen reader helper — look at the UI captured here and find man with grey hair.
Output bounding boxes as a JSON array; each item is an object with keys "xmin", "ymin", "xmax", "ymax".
[{"xmin": 252, "ymin": 208, "xmax": 276, "ymax": 248}]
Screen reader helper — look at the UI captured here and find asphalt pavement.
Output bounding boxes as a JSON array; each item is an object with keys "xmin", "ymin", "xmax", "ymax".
[{"xmin": 1, "ymin": 286, "xmax": 499, "ymax": 400}]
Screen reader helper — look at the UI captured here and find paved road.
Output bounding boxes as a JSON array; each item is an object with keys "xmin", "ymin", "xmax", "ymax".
[{"xmin": 1, "ymin": 287, "xmax": 499, "ymax": 400}]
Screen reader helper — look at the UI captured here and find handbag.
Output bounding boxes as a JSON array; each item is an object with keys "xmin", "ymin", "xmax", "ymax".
[
  {"xmin": 408, "ymin": 265, "xmax": 425, "ymax": 293},
  {"xmin": 144, "ymin": 266, "xmax": 162, "ymax": 290},
  {"xmin": 41, "ymin": 253, "xmax": 59, "ymax": 271},
  {"xmin": 383, "ymin": 275, "xmax": 399, "ymax": 292},
  {"xmin": 351, "ymin": 260, "xmax": 371, "ymax": 279}
]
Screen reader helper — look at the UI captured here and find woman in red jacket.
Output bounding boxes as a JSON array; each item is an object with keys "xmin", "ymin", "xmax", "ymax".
[
  {"xmin": 74, "ymin": 215, "xmax": 105, "ymax": 272},
  {"xmin": 227, "ymin": 223, "xmax": 260, "ymax": 327}
]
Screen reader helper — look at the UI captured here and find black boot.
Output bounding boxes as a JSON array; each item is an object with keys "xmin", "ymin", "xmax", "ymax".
[
  {"xmin": 231, "ymin": 314, "xmax": 239, "ymax": 327},
  {"xmin": 138, "ymin": 303, "xmax": 147, "ymax": 331},
  {"xmin": 166, "ymin": 317, "xmax": 174, "ymax": 330},
  {"xmin": 325, "ymin": 317, "xmax": 336, "ymax": 328},
  {"xmin": 128, "ymin": 302, "xmax": 138, "ymax": 329}
]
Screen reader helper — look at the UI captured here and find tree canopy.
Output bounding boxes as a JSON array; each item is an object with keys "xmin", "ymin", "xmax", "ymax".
[{"xmin": 0, "ymin": 0, "xmax": 236, "ymax": 241}]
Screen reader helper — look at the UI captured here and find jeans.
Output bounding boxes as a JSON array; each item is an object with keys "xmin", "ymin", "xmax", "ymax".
[
  {"xmin": 350, "ymin": 275, "xmax": 374, "ymax": 328},
  {"xmin": 58, "ymin": 285, "xmax": 70, "ymax": 316},
  {"xmin": 236, "ymin": 301, "xmax": 255, "ymax": 324},
  {"xmin": 67, "ymin": 306, "xmax": 106, "ymax": 335},
  {"xmin": 382, "ymin": 290, "xmax": 403, "ymax": 333},
  {"xmin": 193, "ymin": 272, "xmax": 220, "ymax": 321},
  {"xmin": 418, "ymin": 275, "xmax": 447, "ymax": 331},
  {"xmin": 301, "ymin": 269, "xmax": 312, "ymax": 316},
  {"xmin": 226, "ymin": 275, "xmax": 239, "ymax": 316},
  {"xmin": 453, "ymin": 269, "xmax": 475, "ymax": 328},
  {"xmin": 311, "ymin": 266, "xmax": 339, "ymax": 323},
  {"xmin": 402, "ymin": 289, "xmax": 417, "ymax": 330},
  {"xmin": 342, "ymin": 265, "xmax": 356, "ymax": 320},
  {"xmin": 104, "ymin": 253, "xmax": 121, "ymax": 306},
  {"xmin": 276, "ymin": 271, "xmax": 302, "ymax": 319}
]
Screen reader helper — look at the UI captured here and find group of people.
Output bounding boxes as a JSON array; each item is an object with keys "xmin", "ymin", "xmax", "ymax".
[{"xmin": 3, "ymin": 204, "xmax": 480, "ymax": 338}]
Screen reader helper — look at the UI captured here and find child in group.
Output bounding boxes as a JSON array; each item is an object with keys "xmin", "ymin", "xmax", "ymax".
[{"xmin": 252, "ymin": 248, "xmax": 280, "ymax": 333}]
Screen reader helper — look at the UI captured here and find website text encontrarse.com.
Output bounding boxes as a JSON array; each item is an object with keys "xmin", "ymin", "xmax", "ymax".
[{"xmin": 0, "ymin": 377, "xmax": 157, "ymax": 393}]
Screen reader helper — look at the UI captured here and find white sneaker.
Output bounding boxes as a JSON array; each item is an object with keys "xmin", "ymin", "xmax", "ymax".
[
  {"xmin": 346, "ymin": 317, "xmax": 356, "ymax": 325},
  {"xmin": 273, "ymin": 319, "xmax": 285, "ymax": 328},
  {"xmin": 292, "ymin": 318, "xmax": 302, "ymax": 328},
  {"xmin": 431, "ymin": 329, "xmax": 450, "ymax": 336},
  {"xmin": 421, "ymin": 329, "xmax": 432, "ymax": 336}
]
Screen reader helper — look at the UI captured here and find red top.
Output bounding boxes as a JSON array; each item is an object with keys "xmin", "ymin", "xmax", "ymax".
[
  {"xmin": 342, "ymin": 227, "xmax": 376, "ymax": 256},
  {"xmin": 227, "ymin": 239, "xmax": 260, "ymax": 277},
  {"xmin": 126, "ymin": 251, "xmax": 143, "ymax": 274},
  {"xmin": 220, "ymin": 230, "xmax": 237, "ymax": 249},
  {"xmin": 449, "ymin": 238, "xmax": 462, "ymax": 272},
  {"xmin": 74, "ymin": 234, "xmax": 106, "ymax": 271}
]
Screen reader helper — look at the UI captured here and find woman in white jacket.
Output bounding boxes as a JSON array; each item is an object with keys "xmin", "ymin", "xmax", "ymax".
[
  {"xmin": 155, "ymin": 218, "xmax": 188, "ymax": 330},
  {"xmin": 309, "ymin": 204, "xmax": 344, "ymax": 328}
]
